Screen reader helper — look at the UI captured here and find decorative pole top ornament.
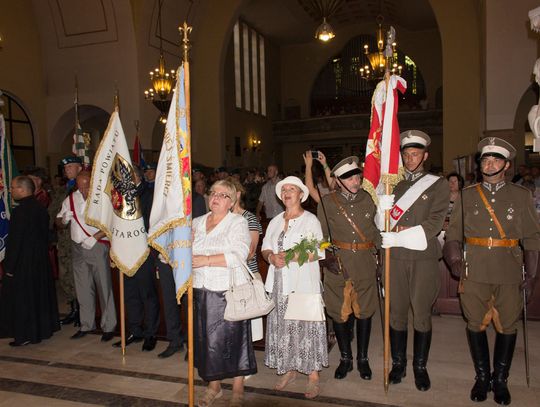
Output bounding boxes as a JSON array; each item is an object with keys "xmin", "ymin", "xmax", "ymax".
[{"xmin": 179, "ymin": 22, "xmax": 193, "ymax": 63}]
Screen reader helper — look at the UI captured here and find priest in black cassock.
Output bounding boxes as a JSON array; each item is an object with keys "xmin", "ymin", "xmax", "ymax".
[{"xmin": 0, "ymin": 175, "xmax": 60, "ymax": 346}]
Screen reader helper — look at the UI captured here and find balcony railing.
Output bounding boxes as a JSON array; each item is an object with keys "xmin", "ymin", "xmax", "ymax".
[{"xmin": 273, "ymin": 109, "xmax": 442, "ymax": 140}]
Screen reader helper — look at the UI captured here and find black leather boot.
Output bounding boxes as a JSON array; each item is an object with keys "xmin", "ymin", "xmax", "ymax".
[
  {"xmin": 73, "ymin": 300, "xmax": 80, "ymax": 327},
  {"xmin": 389, "ymin": 327, "xmax": 407, "ymax": 384},
  {"xmin": 333, "ymin": 320, "xmax": 353, "ymax": 379},
  {"xmin": 413, "ymin": 329, "xmax": 432, "ymax": 391},
  {"xmin": 466, "ymin": 329, "xmax": 491, "ymax": 402},
  {"xmin": 60, "ymin": 300, "xmax": 77, "ymax": 326},
  {"xmin": 492, "ymin": 332, "xmax": 516, "ymax": 405},
  {"xmin": 356, "ymin": 317, "xmax": 372, "ymax": 380}
]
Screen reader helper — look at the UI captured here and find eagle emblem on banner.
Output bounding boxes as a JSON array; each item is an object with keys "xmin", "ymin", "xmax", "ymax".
[{"xmin": 105, "ymin": 153, "xmax": 141, "ymax": 220}]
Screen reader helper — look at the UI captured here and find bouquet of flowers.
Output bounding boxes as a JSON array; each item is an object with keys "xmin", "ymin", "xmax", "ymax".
[{"xmin": 285, "ymin": 236, "xmax": 331, "ymax": 266}]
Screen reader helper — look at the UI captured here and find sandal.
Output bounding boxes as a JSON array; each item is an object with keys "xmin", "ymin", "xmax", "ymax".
[
  {"xmin": 198, "ymin": 387, "xmax": 223, "ymax": 407},
  {"xmin": 305, "ymin": 379, "xmax": 320, "ymax": 399},
  {"xmin": 274, "ymin": 371, "xmax": 297, "ymax": 391},
  {"xmin": 229, "ymin": 393, "xmax": 244, "ymax": 407}
]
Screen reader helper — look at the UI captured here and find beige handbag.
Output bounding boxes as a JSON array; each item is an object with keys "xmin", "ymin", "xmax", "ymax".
[{"xmin": 224, "ymin": 259, "xmax": 275, "ymax": 322}]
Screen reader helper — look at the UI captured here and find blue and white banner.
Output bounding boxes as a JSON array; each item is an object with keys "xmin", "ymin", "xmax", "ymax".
[
  {"xmin": 0, "ymin": 113, "xmax": 18, "ymax": 261},
  {"xmin": 148, "ymin": 65, "xmax": 193, "ymax": 302}
]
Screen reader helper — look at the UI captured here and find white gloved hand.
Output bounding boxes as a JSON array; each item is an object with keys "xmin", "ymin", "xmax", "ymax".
[
  {"xmin": 62, "ymin": 211, "xmax": 74, "ymax": 224},
  {"xmin": 378, "ymin": 194, "xmax": 395, "ymax": 211},
  {"xmin": 381, "ymin": 225, "xmax": 427, "ymax": 251},
  {"xmin": 374, "ymin": 194, "xmax": 395, "ymax": 231},
  {"xmin": 81, "ymin": 236, "xmax": 97, "ymax": 250},
  {"xmin": 158, "ymin": 253, "xmax": 168, "ymax": 264}
]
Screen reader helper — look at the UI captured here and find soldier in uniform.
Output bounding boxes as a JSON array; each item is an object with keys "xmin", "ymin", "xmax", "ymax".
[
  {"xmin": 378, "ymin": 130, "xmax": 449, "ymax": 391},
  {"xmin": 444, "ymin": 137, "xmax": 540, "ymax": 405},
  {"xmin": 317, "ymin": 156, "xmax": 380, "ymax": 381},
  {"xmin": 48, "ymin": 156, "xmax": 82, "ymax": 326}
]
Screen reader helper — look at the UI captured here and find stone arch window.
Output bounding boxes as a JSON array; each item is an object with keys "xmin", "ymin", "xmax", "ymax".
[
  {"xmin": 310, "ymin": 35, "xmax": 426, "ymax": 117},
  {"xmin": 0, "ymin": 91, "xmax": 35, "ymax": 168}
]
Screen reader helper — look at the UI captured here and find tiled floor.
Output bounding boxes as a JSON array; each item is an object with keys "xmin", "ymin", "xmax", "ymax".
[{"xmin": 0, "ymin": 311, "xmax": 539, "ymax": 406}]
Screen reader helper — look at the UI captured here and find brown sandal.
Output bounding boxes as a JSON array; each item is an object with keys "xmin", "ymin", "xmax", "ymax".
[
  {"xmin": 274, "ymin": 371, "xmax": 297, "ymax": 391},
  {"xmin": 305, "ymin": 379, "xmax": 320, "ymax": 399},
  {"xmin": 198, "ymin": 387, "xmax": 223, "ymax": 407}
]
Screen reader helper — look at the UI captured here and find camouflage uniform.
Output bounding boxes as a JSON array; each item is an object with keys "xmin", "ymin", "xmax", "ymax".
[{"xmin": 49, "ymin": 185, "xmax": 76, "ymax": 302}]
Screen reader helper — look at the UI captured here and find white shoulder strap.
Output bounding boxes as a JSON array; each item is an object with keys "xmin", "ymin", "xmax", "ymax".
[{"xmin": 389, "ymin": 174, "xmax": 439, "ymax": 230}]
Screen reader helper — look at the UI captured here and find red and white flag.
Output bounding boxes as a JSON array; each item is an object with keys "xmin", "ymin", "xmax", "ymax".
[{"xmin": 362, "ymin": 75, "xmax": 407, "ymax": 203}]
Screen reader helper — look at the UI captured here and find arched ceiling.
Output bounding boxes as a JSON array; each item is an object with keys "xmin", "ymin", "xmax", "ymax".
[{"xmin": 241, "ymin": 0, "xmax": 438, "ymax": 45}]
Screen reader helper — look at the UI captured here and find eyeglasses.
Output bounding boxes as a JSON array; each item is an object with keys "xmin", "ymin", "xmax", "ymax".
[{"xmin": 209, "ymin": 191, "xmax": 231, "ymax": 200}]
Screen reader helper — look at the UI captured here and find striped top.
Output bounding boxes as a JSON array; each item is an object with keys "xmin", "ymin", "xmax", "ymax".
[{"xmin": 242, "ymin": 210, "xmax": 262, "ymax": 274}]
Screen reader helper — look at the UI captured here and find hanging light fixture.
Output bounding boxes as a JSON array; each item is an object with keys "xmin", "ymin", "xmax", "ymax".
[
  {"xmin": 359, "ymin": 15, "xmax": 402, "ymax": 81},
  {"xmin": 315, "ymin": 17, "xmax": 335, "ymax": 42},
  {"xmin": 308, "ymin": 0, "xmax": 342, "ymax": 42},
  {"xmin": 144, "ymin": 0, "xmax": 175, "ymax": 123}
]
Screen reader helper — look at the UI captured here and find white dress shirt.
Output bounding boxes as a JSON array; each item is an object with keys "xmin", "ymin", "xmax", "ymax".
[
  {"xmin": 57, "ymin": 190, "xmax": 105, "ymax": 244},
  {"xmin": 192, "ymin": 211, "xmax": 251, "ymax": 291}
]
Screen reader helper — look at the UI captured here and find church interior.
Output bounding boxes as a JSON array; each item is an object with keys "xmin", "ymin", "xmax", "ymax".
[{"xmin": 1, "ymin": 0, "xmax": 540, "ymax": 406}]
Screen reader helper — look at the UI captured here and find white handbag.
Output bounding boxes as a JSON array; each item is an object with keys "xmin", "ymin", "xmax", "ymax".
[
  {"xmin": 283, "ymin": 268, "xmax": 326, "ymax": 322},
  {"xmin": 284, "ymin": 292, "xmax": 326, "ymax": 322}
]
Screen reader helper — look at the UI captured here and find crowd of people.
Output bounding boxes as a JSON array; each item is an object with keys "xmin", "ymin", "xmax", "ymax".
[{"xmin": 0, "ymin": 130, "xmax": 539, "ymax": 407}]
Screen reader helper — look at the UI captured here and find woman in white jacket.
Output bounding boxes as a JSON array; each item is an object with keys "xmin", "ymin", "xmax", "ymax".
[
  {"xmin": 192, "ymin": 180, "xmax": 255, "ymax": 407},
  {"xmin": 261, "ymin": 176, "xmax": 328, "ymax": 399}
]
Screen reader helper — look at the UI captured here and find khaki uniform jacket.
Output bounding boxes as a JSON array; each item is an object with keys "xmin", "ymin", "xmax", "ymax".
[
  {"xmin": 391, "ymin": 173, "xmax": 449, "ymax": 260},
  {"xmin": 446, "ymin": 182, "xmax": 540, "ymax": 284},
  {"xmin": 317, "ymin": 190, "xmax": 380, "ymax": 281}
]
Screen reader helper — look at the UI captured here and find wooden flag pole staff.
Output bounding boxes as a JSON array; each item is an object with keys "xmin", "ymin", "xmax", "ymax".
[
  {"xmin": 384, "ymin": 183, "xmax": 391, "ymax": 393},
  {"xmin": 180, "ymin": 21, "xmax": 194, "ymax": 407},
  {"xmin": 383, "ymin": 72, "xmax": 391, "ymax": 394},
  {"xmin": 113, "ymin": 89, "xmax": 127, "ymax": 357}
]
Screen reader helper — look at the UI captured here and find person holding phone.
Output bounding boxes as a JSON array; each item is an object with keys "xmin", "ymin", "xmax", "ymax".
[{"xmin": 303, "ymin": 150, "xmax": 335, "ymax": 204}]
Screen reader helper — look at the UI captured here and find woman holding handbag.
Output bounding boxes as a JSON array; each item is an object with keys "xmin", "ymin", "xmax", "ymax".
[
  {"xmin": 192, "ymin": 180, "xmax": 256, "ymax": 407},
  {"xmin": 261, "ymin": 176, "xmax": 328, "ymax": 399},
  {"xmin": 228, "ymin": 177, "xmax": 264, "ymax": 343}
]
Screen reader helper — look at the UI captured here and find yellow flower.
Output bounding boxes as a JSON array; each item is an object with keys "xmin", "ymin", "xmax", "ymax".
[{"xmin": 319, "ymin": 241, "xmax": 331, "ymax": 250}]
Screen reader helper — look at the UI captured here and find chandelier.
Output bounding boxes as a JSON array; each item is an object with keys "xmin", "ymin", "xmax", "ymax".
[
  {"xmin": 143, "ymin": 0, "xmax": 175, "ymax": 123},
  {"xmin": 359, "ymin": 15, "xmax": 402, "ymax": 81}
]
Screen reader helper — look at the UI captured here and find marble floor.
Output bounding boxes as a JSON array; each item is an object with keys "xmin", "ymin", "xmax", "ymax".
[{"xmin": 0, "ymin": 311, "xmax": 539, "ymax": 406}]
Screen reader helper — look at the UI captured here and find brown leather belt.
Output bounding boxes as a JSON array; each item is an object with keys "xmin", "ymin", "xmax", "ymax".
[
  {"xmin": 333, "ymin": 239, "xmax": 375, "ymax": 251},
  {"xmin": 466, "ymin": 237, "xmax": 519, "ymax": 248},
  {"xmin": 394, "ymin": 225, "xmax": 411, "ymax": 232}
]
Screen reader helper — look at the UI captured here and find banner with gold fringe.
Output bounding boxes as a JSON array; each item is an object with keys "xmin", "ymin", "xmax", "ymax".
[
  {"xmin": 85, "ymin": 110, "xmax": 149, "ymax": 276},
  {"xmin": 362, "ymin": 75, "xmax": 406, "ymax": 203},
  {"xmin": 148, "ymin": 64, "xmax": 192, "ymax": 302}
]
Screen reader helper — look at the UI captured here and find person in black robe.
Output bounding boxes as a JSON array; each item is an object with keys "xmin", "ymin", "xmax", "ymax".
[{"xmin": 0, "ymin": 175, "xmax": 60, "ymax": 346}]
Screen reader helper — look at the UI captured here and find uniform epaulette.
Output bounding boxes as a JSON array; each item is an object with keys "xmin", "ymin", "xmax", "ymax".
[
  {"xmin": 510, "ymin": 183, "xmax": 533, "ymax": 193},
  {"xmin": 508, "ymin": 182, "xmax": 531, "ymax": 192},
  {"xmin": 463, "ymin": 183, "xmax": 479, "ymax": 190}
]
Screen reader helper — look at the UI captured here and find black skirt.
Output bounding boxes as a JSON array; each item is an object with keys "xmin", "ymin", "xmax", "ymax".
[{"xmin": 194, "ymin": 288, "xmax": 257, "ymax": 382}]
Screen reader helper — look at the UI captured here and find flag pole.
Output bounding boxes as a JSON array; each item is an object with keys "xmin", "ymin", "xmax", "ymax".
[
  {"xmin": 180, "ymin": 21, "xmax": 194, "ymax": 407},
  {"xmin": 74, "ymin": 75, "xmax": 79, "ymax": 133},
  {"xmin": 383, "ymin": 72, "xmax": 391, "ymax": 394},
  {"xmin": 384, "ymin": 185, "xmax": 391, "ymax": 393},
  {"xmin": 114, "ymin": 88, "xmax": 127, "ymax": 357}
]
